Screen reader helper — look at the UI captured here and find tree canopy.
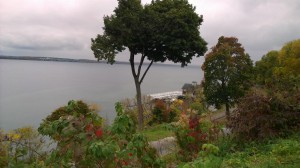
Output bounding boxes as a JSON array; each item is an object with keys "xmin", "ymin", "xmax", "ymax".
[
  {"xmin": 254, "ymin": 50, "xmax": 279, "ymax": 85},
  {"xmin": 92, "ymin": 0, "xmax": 207, "ymax": 66},
  {"xmin": 254, "ymin": 39, "xmax": 300, "ymax": 91},
  {"xmin": 278, "ymin": 39, "xmax": 300, "ymax": 76},
  {"xmin": 201, "ymin": 36, "xmax": 253, "ymax": 118},
  {"xmin": 91, "ymin": 0, "xmax": 207, "ymax": 129}
]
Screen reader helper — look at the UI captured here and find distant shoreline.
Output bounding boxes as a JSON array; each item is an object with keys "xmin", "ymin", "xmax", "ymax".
[
  {"xmin": 0, "ymin": 55, "xmax": 200, "ymax": 68},
  {"xmin": 0, "ymin": 55, "xmax": 103, "ymax": 63}
]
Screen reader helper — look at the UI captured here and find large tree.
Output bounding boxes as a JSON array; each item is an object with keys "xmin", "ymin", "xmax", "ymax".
[
  {"xmin": 91, "ymin": 0, "xmax": 207, "ymax": 129},
  {"xmin": 254, "ymin": 50, "xmax": 279, "ymax": 85},
  {"xmin": 254, "ymin": 39, "xmax": 300, "ymax": 91},
  {"xmin": 278, "ymin": 39, "xmax": 300, "ymax": 76},
  {"xmin": 201, "ymin": 36, "xmax": 253, "ymax": 119}
]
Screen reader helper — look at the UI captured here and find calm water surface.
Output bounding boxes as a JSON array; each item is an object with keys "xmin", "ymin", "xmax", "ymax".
[{"xmin": 0, "ymin": 59, "xmax": 203, "ymax": 130}]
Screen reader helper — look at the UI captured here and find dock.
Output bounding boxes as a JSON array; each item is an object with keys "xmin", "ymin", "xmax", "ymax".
[{"xmin": 148, "ymin": 91, "xmax": 182, "ymax": 100}]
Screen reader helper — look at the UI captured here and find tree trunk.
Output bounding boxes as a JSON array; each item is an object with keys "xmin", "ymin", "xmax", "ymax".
[
  {"xmin": 129, "ymin": 52, "xmax": 144, "ymax": 130},
  {"xmin": 129, "ymin": 50, "xmax": 153, "ymax": 130},
  {"xmin": 225, "ymin": 103, "xmax": 230, "ymax": 120},
  {"xmin": 134, "ymin": 79, "xmax": 144, "ymax": 130}
]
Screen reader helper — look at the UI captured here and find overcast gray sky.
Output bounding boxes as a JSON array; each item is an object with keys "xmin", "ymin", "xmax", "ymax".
[{"xmin": 1, "ymin": 0, "xmax": 299, "ymax": 64}]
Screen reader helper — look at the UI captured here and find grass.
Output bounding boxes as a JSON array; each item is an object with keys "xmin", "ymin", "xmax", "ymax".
[
  {"xmin": 227, "ymin": 133, "xmax": 300, "ymax": 168},
  {"xmin": 181, "ymin": 132, "xmax": 300, "ymax": 168},
  {"xmin": 141, "ymin": 123, "xmax": 174, "ymax": 141},
  {"xmin": 162, "ymin": 152, "xmax": 179, "ymax": 167}
]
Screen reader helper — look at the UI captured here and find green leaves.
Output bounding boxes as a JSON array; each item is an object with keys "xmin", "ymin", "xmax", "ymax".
[
  {"xmin": 91, "ymin": 34, "xmax": 118, "ymax": 64},
  {"xmin": 112, "ymin": 102, "xmax": 136, "ymax": 140},
  {"xmin": 89, "ymin": 141, "xmax": 119, "ymax": 160},
  {"xmin": 115, "ymin": 102, "xmax": 124, "ymax": 116},
  {"xmin": 129, "ymin": 133, "xmax": 147, "ymax": 149},
  {"xmin": 111, "ymin": 114, "xmax": 136, "ymax": 140},
  {"xmin": 254, "ymin": 50, "xmax": 280, "ymax": 85},
  {"xmin": 144, "ymin": 0, "xmax": 207, "ymax": 66},
  {"xmin": 201, "ymin": 144, "xmax": 220, "ymax": 155},
  {"xmin": 92, "ymin": 0, "xmax": 207, "ymax": 66}
]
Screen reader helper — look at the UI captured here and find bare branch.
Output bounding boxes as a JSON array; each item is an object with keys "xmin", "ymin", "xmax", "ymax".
[
  {"xmin": 129, "ymin": 52, "xmax": 137, "ymax": 78},
  {"xmin": 137, "ymin": 53, "xmax": 145, "ymax": 77},
  {"xmin": 139, "ymin": 60, "xmax": 154, "ymax": 84}
]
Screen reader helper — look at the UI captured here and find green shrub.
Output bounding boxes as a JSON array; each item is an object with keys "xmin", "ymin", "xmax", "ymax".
[
  {"xmin": 38, "ymin": 101, "xmax": 165, "ymax": 167},
  {"xmin": 151, "ymin": 100, "xmax": 166, "ymax": 124},
  {"xmin": 190, "ymin": 101, "xmax": 207, "ymax": 115},
  {"xmin": 179, "ymin": 144, "xmax": 222, "ymax": 168}
]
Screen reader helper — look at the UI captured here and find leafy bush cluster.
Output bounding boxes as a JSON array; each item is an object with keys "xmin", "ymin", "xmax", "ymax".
[
  {"xmin": 174, "ymin": 110, "xmax": 220, "ymax": 162},
  {"xmin": 150, "ymin": 100, "xmax": 178, "ymax": 125},
  {"xmin": 38, "ymin": 100, "xmax": 105, "ymax": 167},
  {"xmin": 37, "ymin": 100, "xmax": 165, "ymax": 167},
  {"xmin": 228, "ymin": 89, "xmax": 300, "ymax": 141},
  {"xmin": 179, "ymin": 144, "xmax": 222, "ymax": 168},
  {"xmin": 189, "ymin": 101, "xmax": 207, "ymax": 115}
]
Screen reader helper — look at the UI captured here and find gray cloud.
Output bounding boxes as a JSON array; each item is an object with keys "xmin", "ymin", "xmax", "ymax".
[
  {"xmin": 0, "ymin": 0, "xmax": 299, "ymax": 63},
  {"xmin": 1, "ymin": 27, "xmax": 84, "ymax": 50},
  {"xmin": 0, "ymin": 0, "xmax": 116, "ymax": 58},
  {"xmin": 192, "ymin": 0, "xmax": 300, "ymax": 61}
]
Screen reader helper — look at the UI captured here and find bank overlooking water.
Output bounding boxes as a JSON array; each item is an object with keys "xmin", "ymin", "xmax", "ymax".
[{"xmin": 0, "ymin": 59, "xmax": 203, "ymax": 131}]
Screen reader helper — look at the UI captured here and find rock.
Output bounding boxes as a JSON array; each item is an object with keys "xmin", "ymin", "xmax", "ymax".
[{"xmin": 149, "ymin": 137, "xmax": 177, "ymax": 156}]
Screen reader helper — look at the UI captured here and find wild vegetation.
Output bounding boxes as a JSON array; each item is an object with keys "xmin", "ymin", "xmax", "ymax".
[
  {"xmin": 1, "ymin": 37, "xmax": 299, "ymax": 167},
  {"xmin": 38, "ymin": 101, "xmax": 164, "ymax": 167},
  {"xmin": 178, "ymin": 133, "xmax": 300, "ymax": 167},
  {"xmin": 0, "ymin": 127, "xmax": 48, "ymax": 167},
  {"xmin": 1, "ymin": 0, "xmax": 299, "ymax": 167}
]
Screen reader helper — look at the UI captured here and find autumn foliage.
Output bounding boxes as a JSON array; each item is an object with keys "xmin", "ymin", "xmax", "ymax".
[
  {"xmin": 174, "ymin": 112, "xmax": 209, "ymax": 162},
  {"xmin": 230, "ymin": 39, "xmax": 300, "ymax": 141},
  {"xmin": 228, "ymin": 90, "xmax": 300, "ymax": 141},
  {"xmin": 150, "ymin": 100, "xmax": 175, "ymax": 124}
]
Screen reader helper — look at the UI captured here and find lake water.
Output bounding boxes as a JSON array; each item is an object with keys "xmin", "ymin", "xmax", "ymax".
[{"xmin": 0, "ymin": 59, "xmax": 203, "ymax": 131}]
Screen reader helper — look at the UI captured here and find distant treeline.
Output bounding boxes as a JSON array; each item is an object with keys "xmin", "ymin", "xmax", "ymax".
[{"xmin": 0, "ymin": 55, "xmax": 99, "ymax": 63}]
